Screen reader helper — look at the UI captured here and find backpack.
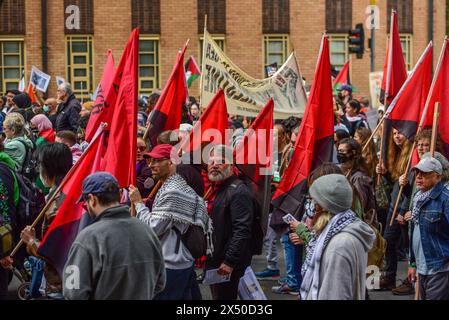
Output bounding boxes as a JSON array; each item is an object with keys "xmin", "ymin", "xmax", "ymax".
[
  {"xmin": 16, "ymin": 139, "xmax": 37, "ymax": 182},
  {"xmin": 228, "ymin": 180, "xmax": 264, "ymax": 256},
  {"xmin": 174, "ymin": 195, "xmax": 208, "ymax": 259},
  {"xmin": 13, "ymin": 173, "xmax": 46, "ymax": 235}
]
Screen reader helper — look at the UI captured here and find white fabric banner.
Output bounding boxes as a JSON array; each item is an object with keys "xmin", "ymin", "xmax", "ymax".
[{"xmin": 200, "ymin": 30, "xmax": 308, "ymax": 119}]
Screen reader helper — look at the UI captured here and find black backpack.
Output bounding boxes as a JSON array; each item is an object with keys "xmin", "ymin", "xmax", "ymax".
[
  {"xmin": 228, "ymin": 180, "xmax": 264, "ymax": 256},
  {"xmin": 174, "ymin": 195, "xmax": 208, "ymax": 259},
  {"xmin": 13, "ymin": 172, "xmax": 46, "ymax": 236},
  {"xmin": 16, "ymin": 139, "xmax": 37, "ymax": 182}
]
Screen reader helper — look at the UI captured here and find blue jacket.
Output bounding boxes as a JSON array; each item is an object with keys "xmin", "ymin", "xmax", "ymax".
[{"xmin": 410, "ymin": 181, "xmax": 449, "ymax": 271}]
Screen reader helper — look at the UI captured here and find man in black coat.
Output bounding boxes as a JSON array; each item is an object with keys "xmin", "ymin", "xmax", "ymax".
[
  {"xmin": 205, "ymin": 144, "xmax": 253, "ymax": 300},
  {"xmin": 55, "ymin": 83, "xmax": 81, "ymax": 133}
]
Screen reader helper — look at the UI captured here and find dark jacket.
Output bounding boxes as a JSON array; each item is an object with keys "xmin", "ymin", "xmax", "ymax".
[
  {"xmin": 0, "ymin": 162, "xmax": 16, "ymax": 258},
  {"xmin": 177, "ymin": 164, "xmax": 204, "ymax": 197},
  {"xmin": 63, "ymin": 205, "xmax": 166, "ymax": 300},
  {"xmin": 409, "ymin": 181, "xmax": 449, "ymax": 271},
  {"xmin": 206, "ymin": 176, "xmax": 253, "ymax": 270},
  {"xmin": 55, "ymin": 94, "xmax": 81, "ymax": 133}
]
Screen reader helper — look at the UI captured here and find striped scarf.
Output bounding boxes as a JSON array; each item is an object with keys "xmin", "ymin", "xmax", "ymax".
[
  {"xmin": 300, "ymin": 209, "xmax": 357, "ymax": 300},
  {"xmin": 412, "ymin": 188, "xmax": 433, "ymax": 225}
]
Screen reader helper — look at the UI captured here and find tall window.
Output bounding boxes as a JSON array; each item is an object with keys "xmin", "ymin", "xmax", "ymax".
[
  {"xmin": 326, "ymin": 0, "xmax": 352, "ymax": 33},
  {"xmin": 263, "ymin": 0, "xmax": 289, "ymax": 34},
  {"xmin": 66, "ymin": 35, "xmax": 94, "ymax": 99},
  {"xmin": 328, "ymin": 34, "xmax": 349, "ymax": 71},
  {"xmin": 0, "ymin": 1, "xmax": 25, "ymax": 94},
  {"xmin": 400, "ymin": 34, "xmax": 413, "ymax": 71},
  {"xmin": 387, "ymin": 0, "xmax": 413, "ymax": 34},
  {"xmin": 133, "ymin": 0, "xmax": 161, "ymax": 94},
  {"xmin": 264, "ymin": 35, "xmax": 289, "ymax": 69},
  {"xmin": 0, "ymin": 39, "xmax": 25, "ymax": 94},
  {"xmin": 139, "ymin": 37, "xmax": 160, "ymax": 95},
  {"xmin": 197, "ymin": 0, "xmax": 226, "ymax": 34}
]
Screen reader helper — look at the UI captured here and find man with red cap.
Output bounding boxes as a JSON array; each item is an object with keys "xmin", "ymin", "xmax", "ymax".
[{"xmin": 129, "ymin": 144, "xmax": 212, "ymax": 300}]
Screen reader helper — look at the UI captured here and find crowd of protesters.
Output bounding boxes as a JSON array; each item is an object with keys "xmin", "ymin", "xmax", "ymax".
[{"xmin": 0, "ymin": 81, "xmax": 448, "ymax": 301}]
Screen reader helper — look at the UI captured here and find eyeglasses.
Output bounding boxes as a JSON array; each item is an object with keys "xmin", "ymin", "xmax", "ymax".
[
  {"xmin": 417, "ymin": 143, "xmax": 430, "ymax": 148},
  {"xmin": 415, "ymin": 171, "xmax": 435, "ymax": 178},
  {"xmin": 149, "ymin": 158, "xmax": 169, "ymax": 165},
  {"xmin": 137, "ymin": 146, "xmax": 146, "ymax": 152}
]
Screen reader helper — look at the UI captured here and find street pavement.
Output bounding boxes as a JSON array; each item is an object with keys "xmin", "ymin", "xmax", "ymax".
[{"xmin": 6, "ymin": 242, "xmax": 413, "ymax": 300}]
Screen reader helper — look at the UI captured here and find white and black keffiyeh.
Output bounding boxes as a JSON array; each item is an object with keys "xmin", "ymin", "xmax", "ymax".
[
  {"xmin": 300, "ymin": 209, "xmax": 357, "ymax": 300},
  {"xmin": 411, "ymin": 188, "xmax": 433, "ymax": 226},
  {"xmin": 152, "ymin": 174, "xmax": 214, "ymax": 255}
]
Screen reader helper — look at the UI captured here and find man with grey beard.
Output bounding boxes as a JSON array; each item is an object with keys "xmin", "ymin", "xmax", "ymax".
[{"xmin": 205, "ymin": 144, "xmax": 254, "ymax": 300}]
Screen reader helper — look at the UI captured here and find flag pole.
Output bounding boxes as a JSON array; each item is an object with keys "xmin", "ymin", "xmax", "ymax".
[
  {"xmin": 389, "ymin": 39, "xmax": 445, "ymax": 226},
  {"xmin": 199, "ymin": 14, "xmax": 208, "ymax": 110},
  {"xmin": 430, "ymin": 102, "xmax": 440, "ymax": 157},
  {"xmin": 9, "ymin": 123, "xmax": 107, "ymax": 257}
]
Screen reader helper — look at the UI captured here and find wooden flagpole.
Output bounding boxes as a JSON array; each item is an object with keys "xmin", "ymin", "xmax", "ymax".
[
  {"xmin": 389, "ymin": 40, "xmax": 445, "ymax": 226},
  {"xmin": 10, "ymin": 123, "xmax": 107, "ymax": 257},
  {"xmin": 430, "ymin": 102, "xmax": 440, "ymax": 157},
  {"xmin": 199, "ymin": 14, "xmax": 208, "ymax": 111}
]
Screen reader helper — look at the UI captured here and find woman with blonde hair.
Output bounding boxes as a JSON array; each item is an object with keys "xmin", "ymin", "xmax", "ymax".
[{"xmin": 3, "ymin": 112, "xmax": 34, "ymax": 171}]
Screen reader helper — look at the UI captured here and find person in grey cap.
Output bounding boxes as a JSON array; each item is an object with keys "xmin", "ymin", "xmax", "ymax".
[
  {"xmin": 300, "ymin": 174, "xmax": 375, "ymax": 300},
  {"xmin": 63, "ymin": 172, "xmax": 166, "ymax": 300},
  {"xmin": 402, "ymin": 157, "xmax": 449, "ymax": 300}
]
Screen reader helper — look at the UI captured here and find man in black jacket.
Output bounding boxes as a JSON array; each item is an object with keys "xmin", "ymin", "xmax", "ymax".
[
  {"xmin": 55, "ymin": 83, "xmax": 81, "ymax": 133},
  {"xmin": 205, "ymin": 144, "xmax": 254, "ymax": 300}
]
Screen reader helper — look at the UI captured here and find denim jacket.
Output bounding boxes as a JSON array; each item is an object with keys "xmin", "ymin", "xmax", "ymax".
[{"xmin": 409, "ymin": 181, "xmax": 449, "ymax": 271}]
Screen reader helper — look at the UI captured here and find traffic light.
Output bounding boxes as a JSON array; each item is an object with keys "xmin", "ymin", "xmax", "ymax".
[{"xmin": 348, "ymin": 23, "xmax": 365, "ymax": 59}]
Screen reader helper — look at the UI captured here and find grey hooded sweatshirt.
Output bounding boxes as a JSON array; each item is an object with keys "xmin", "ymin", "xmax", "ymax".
[{"xmin": 311, "ymin": 219, "xmax": 376, "ymax": 300}]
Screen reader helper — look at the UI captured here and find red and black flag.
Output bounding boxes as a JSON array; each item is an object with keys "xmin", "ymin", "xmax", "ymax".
[
  {"xmin": 234, "ymin": 98, "xmax": 274, "ymax": 235},
  {"xmin": 270, "ymin": 34, "xmax": 335, "ymax": 231},
  {"xmin": 101, "ymin": 29, "xmax": 139, "ymax": 188},
  {"xmin": 380, "ymin": 10, "xmax": 408, "ymax": 106},
  {"xmin": 85, "ymin": 49, "xmax": 116, "ymax": 142},
  {"xmin": 37, "ymin": 127, "xmax": 106, "ymax": 276},
  {"xmin": 427, "ymin": 38, "xmax": 449, "ymax": 158},
  {"xmin": 147, "ymin": 45, "xmax": 188, "ymax": 147},
  {"xmin": 180, "ymin": 89, "xmax": 228, "ymax": 154},
  {"xmin": 382, "ymin": 42, "xmax": 433, "ymax": 167}
]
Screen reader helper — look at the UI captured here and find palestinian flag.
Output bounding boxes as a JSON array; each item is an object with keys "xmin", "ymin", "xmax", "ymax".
[
  {"xmin": 270, "ymin": 34, "xmax": 335, "ymax": 231},
  {"xmin": 185, "ymin": 56, "xmax": 201, "ymax": 88},
  {"xmin": 333, "ymin": 60, "xmax": 350, "ymax": 93}
]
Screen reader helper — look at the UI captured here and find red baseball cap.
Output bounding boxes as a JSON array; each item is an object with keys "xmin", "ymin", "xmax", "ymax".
[{"xmin": 144, "ymin": 144, "xmax": 175, "ymax": 160}]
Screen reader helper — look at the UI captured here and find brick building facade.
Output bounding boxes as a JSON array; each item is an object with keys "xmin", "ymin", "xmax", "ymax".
[{"xmin": 0, "ymin": 0, "xmax": 446, "ymax": 106}]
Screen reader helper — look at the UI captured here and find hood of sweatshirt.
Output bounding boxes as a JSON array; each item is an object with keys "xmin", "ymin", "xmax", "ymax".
[{"xmin": 340, "ymin": 219, "xmax": 376, "ymax": 252}]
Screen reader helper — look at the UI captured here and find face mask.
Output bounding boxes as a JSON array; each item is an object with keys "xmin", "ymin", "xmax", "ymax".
[
  {"xmin": 43, "ymin": 105, "xmax": 49, "ymax": 113},
  {"xmin": 337, "ymin": 152, "xmax": 352, "ymax": 164}
]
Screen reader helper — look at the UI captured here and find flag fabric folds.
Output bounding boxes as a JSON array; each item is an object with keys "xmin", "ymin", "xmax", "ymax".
[
  {"xmin": 270, "ymin": 34, "xmax": 335, "ymax": 232},
  {"xmin": 185, "ymin": 56, "xmax": 201, "ymax": 88}
]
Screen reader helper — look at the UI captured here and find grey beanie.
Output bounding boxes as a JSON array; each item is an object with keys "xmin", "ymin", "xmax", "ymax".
[{"xmin": 309, "ymin": 174, "xmax": 353, "ymax": 215}]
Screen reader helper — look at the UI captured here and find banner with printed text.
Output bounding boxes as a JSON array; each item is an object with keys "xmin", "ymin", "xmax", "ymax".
[{"xmin": 200, "ymin": 30, "xmax": 308, "ymax": 119}]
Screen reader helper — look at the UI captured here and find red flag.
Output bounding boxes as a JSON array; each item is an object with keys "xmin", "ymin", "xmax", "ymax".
[
  {"xmin": 148, "ymin": 45, "xmax": 188, "ymax": 147},
  {"xmin": 27, "ymin": 84, "xmax": 37, "ymax": 104},
  {"xmin": 102, "ymin": 29, "xmax": 139, "ymax": 188},
  {"xmin": 85, "ymin": 49, "xmax": 116, "ymax": 142},
  {"xmin": 427, "ymin": 38, "xmax": 449, "ymax": 158},
  {"xmin": 234, "ymin": 98, "xmax": 274, "ymax": 185},
  {"xmin": 333, "ymin": 60, "xmax": 350, "ymax": 87},
  {"xmin": 271, "ymin": 34, "xmax": 334, "ymax": 230},
  {"xmin": 380, "ymin": 10, "xmax": 408, "ymax": 106},
  {"xmin": 37, "ymin": 128, "xmax": 106, "ymax": 275},
  {"xmin": 384, "ymin": 42, "xmax": 433, "ymax": 142},
  {"xmin": 180, "ymin": 89, "xmax": 228, "ymax": 154}
]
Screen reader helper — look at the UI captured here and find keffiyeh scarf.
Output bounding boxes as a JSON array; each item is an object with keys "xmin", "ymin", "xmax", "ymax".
[
  {"xmin": 300, "ymin": 209, "xmax": 357, "ymax": 300},
  {"xmin": 411, "ymin": 188, "xmax": 433, "ymax": 226}
]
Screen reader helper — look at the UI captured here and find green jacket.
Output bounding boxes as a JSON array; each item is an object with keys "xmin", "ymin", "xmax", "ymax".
[
  {"xmin": 0, "ymin": 152, "xmax": 19, "ymax": 206},
  {"xmin": 4, "ymin": 135, "xmax": 34, "ymax": 172}
]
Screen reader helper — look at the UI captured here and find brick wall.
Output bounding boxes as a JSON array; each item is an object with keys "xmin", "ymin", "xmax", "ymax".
[{"xmin": 21, "ymin": 0, "xmax": 446, "ymax": 104}]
